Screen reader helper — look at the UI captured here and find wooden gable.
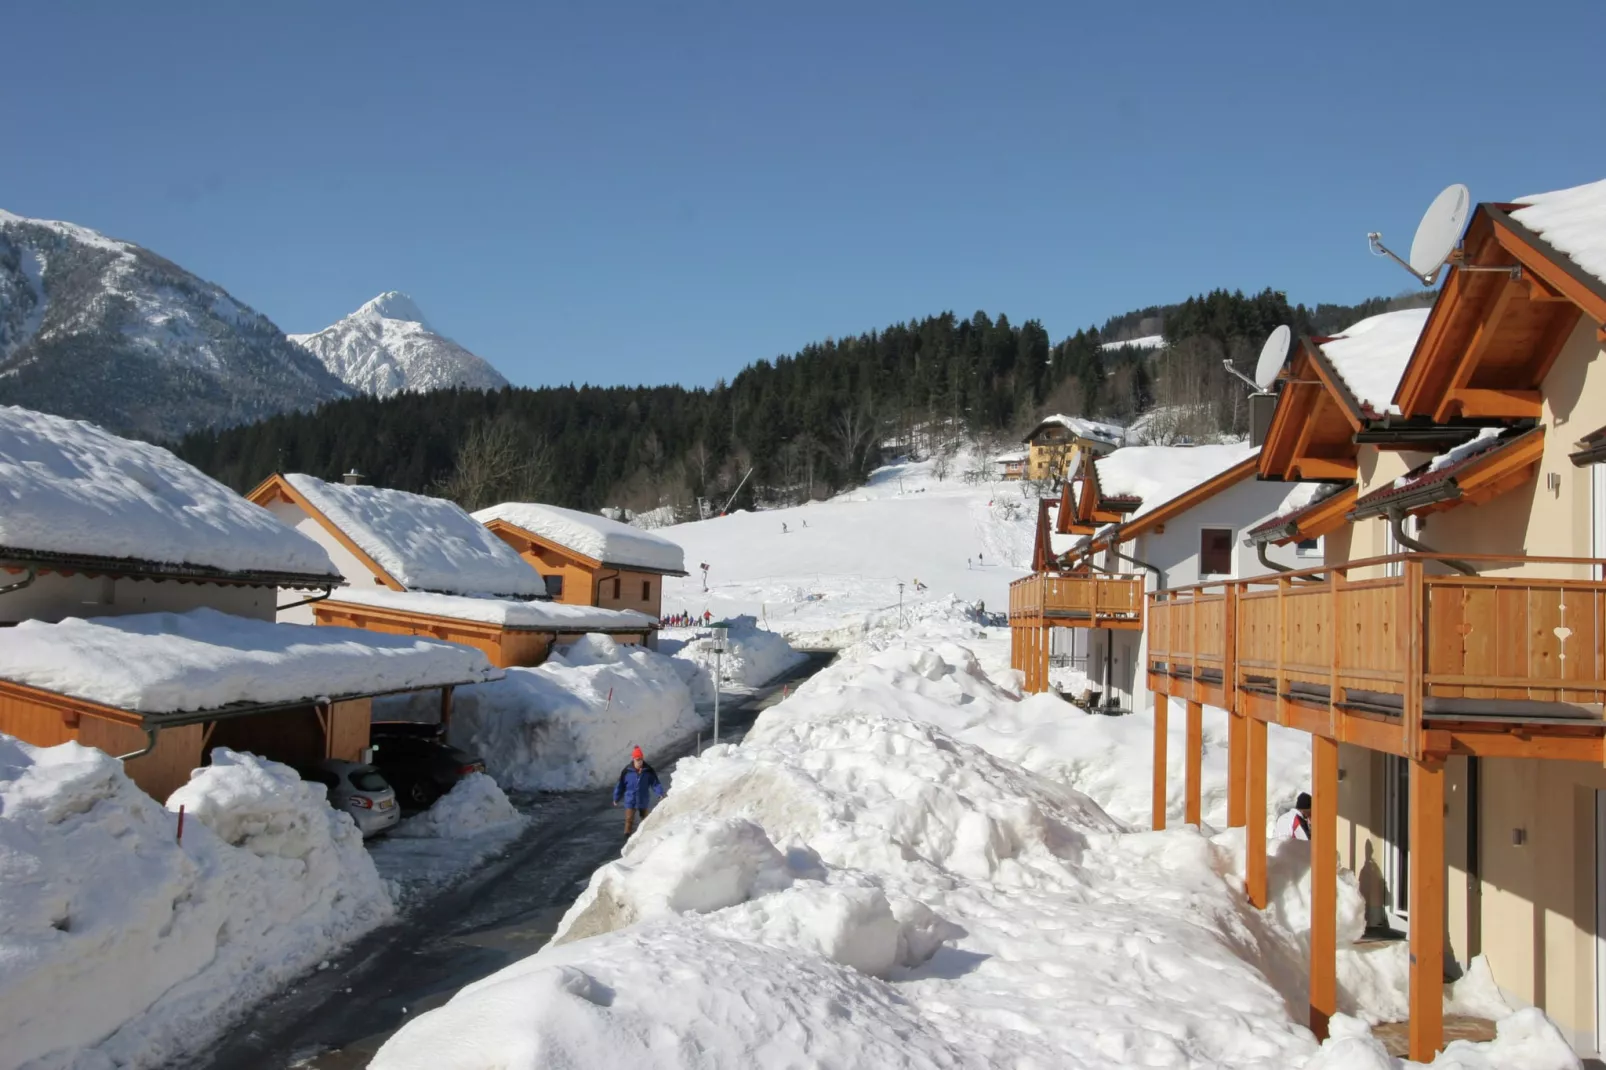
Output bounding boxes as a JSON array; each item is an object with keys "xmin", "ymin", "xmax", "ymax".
[
  {"xmin": 1393, "ymin": 204, "xmax": 1601, "ymax": 423},
  {"xmin": 1258, "ymin": 338, "xmax": 1362, "ymax": 482},
  {"xmin": 482, "ymin": 517, "xmax": 607, "ymax": 573},
  {"xmin": 245, "ymin": 474, "xmax": 404, "ymax": 591}
]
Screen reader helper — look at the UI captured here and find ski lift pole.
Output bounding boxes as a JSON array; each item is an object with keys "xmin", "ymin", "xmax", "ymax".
[{"xmin": 720, "ymin": 467, "xmax": 755, "ymax": 515}]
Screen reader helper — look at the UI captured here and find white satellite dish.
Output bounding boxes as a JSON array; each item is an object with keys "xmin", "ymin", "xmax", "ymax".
[
  {"xmin": 1254, "ymin": 325, "xmax": 1292, "ymax": 391},
  {"xmin": 1408, "ymin": 183, "xmax": 1471, "ymax": 278},
  {"xmin": 1369, "ymin": 183, "xmax": 1472, "ymax": 286}
]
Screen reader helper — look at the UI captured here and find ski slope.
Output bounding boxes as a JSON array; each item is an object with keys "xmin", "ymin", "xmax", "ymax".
[{"xmin": 660, "ymin": 452, "xmax": 1037, "ymax": 647}]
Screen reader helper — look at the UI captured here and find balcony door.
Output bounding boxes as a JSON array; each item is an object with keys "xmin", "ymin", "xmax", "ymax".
[{"xmin": 1593, "ymin": 464, "xmax": 1606, "ymax": 576}]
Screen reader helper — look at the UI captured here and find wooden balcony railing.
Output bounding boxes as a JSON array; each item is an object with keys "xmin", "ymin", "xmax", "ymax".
[
  {"xmin": 1009, "ymin": 572, "xmax": 1144, "ymax": 627},
  {"xmin": 1146, "ymin": 553, "xmax": 1606, "ymax": 753}
]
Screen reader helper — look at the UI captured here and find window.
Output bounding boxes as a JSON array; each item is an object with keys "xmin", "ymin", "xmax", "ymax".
[
  {"xmin": 1295, "ymin": 537, "xmax": 1321, "ymax": 558},
  {"xmin": 543, "ymin": 574, "xmax": 564, "ymax": 598},
  {"xmin": 642, "ymin": 580, "xmax": 652, "ymax": 601},
  {"xmin": 611, "ymin": 577, "xmax": 621, "ymax": 599},
  {"xmin": 1199, "ymin": 528, "xmax": 1234, "ymax": 577}
]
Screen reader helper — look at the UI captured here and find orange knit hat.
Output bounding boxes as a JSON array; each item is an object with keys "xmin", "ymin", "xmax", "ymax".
[{"xmin": 631, "ymin": 746, "xmax": 644, "ymax": 760}]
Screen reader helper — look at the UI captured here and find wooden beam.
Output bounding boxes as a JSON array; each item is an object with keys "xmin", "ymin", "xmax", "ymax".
[
  {"xmin": 1227, "ymin": 708, "xmax": 1247, "ymax": 827},
  {"xmin": 1153, "ymin": 692, "xmax": 1168, "ymax": 831},
  {"xmin": 1432, "ymin": 276, "xmax": 1524, "ymax": 423},
  {"xmin": 1288, "ymin": 458, "xmax": 1359, "ymax": 481},
  {"xmin": 1246, "ymin": 716, "xmax": 1268, "ymax": 908},
  {"xmin": 1310, "ymin": 734, "xmax": 1339, "ymax": 1039},
  {"xmin": 1442, "ymin": 388, "xmax": 1541, "ymax": 420},
  {"xmin": 1185, "ymin": 700, "xmax": 1203, "ymax": 826},
  {"xmin": 1408, "ymin": 758, "xmax": 1446, "ymax": 1060},
  {"xmin": 440, "ymin": 685, "xmax": 455, "ymax": 731}
]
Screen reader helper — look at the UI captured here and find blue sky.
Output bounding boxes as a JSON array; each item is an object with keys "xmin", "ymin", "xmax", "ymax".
[{"xmin": 5, "ymin": 2, "xmax": 1604, "ymax": 389}]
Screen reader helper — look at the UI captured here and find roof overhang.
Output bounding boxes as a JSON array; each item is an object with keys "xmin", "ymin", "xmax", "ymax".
[
  {"xmin": 0, "ymin": 546, "xmax": 341, "ymax": 591},
  {"xmin": 317, "ymin": 597, "xmax": 657, "ymax": 636},
  {"xmin": 1089, "ymin": 455, "xmax": 1262, "ymax": 552},
  {"xmin": 1350, "ymin": 426, "xmax": 1545, "ymax": 521},
  {"xmin": 1246, "ymin": 484, "xmax": 1358, "ymax": 546},
  {"xmin": 246, "ymin": 473, "xmax": 405, "ymax": 590},
  {"xmin": 1258, "ymin": 340, "xmax": 1363, "ymax": 481},
  {"xmin": 481, "ymin": 517, "xmax": 690, "ymax": 578}
]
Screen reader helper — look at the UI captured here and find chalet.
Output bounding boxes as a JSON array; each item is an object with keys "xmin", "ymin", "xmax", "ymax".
[
  {"xmin": 1143, "ymin": 177, "xmax": 1606, "ymax": 1060},
  {"xmin": 1010, "ymin": 442, "xmax": 1313, "ymax": 707},
  {"xmin": 1019, "ymin": 414, "xmax": 1124, "ymax": 483},
  {"xmin": 475, "ymin": 501, "xmax": 687, "ymax": 621},
  {"xmin": 247, "ymin": 474, "xmax": 656, "ymax": 667},
  {"xmin": 996, "ymin": 449, "xmax": 1029, "ymax": 481},
  {"xmin": 0, "ymin": 406, "xmax": 497, "ymax": 799}
]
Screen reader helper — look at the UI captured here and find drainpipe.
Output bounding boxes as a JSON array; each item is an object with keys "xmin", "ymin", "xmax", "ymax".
[
  {"xmin": 594, "ymin": 568, "xmax": 620, "ymax": 605},
  {"xmin": 1387, "ymin": 507, "xmax": 1476, "ymax": 576},
  {"xmin": 279, "ymin": 585, "xmax": 336, "ymax": 613},
  {"xmin": 0, "ymin": 565, "xmax": 37, "ymax": 596},
  {"xmin": 1112, "ymin": 547, "xmax": 1165, "ymax": 590},
  {"xmin": 1257, "ymin": 542, "xmax": 1292, "ymax": 574},
  {"xmin": 116, "ymin": 726, "xmax": 160, "ymax": 762}
]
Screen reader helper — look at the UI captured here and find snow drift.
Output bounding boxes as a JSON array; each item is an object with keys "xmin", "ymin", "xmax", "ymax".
[
  {"xmin": 0, "ymin": 743, "xmax": 392, "ymax": 1070},
  {"xmin": 663, "ymin": 615, "xmax": 806, "ymax": 703}
]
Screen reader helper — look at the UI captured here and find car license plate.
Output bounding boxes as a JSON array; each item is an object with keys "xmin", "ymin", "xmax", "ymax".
[{"xmin": 378, "ymin": 798, "xmax": 394, "ymax": 810}]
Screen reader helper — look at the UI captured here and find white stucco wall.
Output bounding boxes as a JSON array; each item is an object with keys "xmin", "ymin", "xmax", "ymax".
[
  {"xmin": 0, "ymin": 572, "xmax": 277, "ymax": 625},
  {"xmin": 260, "ymin": 498, "xmax": 388, "ymax": 623}
]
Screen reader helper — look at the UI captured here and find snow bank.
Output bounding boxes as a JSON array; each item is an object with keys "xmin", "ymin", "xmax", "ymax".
[
  {"xmin": 286, "ymin": 472, "xmax": 541, "ymax": 597},
  {"xmin": 391, "ymin": 773, "xmax": 526, "ymax": 840},
  {"xmin": 1307, "ymin": 1009, "xmax": 1581, "ymax": 1069},
  {"xmin": 372, "ymin": 644, "xmax": 1323, "ymax": 1069},
  {"xmin": 475, "ymin": 501, "xmax": 686, "ymax": 574},
  {"xmin": 0, "ymin": 742, "xmax": 392, "ymax": 1069},
  {"xmin": 0, "ymin": 607, "xmax": 500, "ymax": 713},
  {"xmin": 1318, "ymin": 309, "xmax": 1431, "ymax": 416},
  {"xmin": 1514, "ymin": 175, "xmax": 1606, "ymax": 290},
  {"xmin": 379, "ymin": 635, "xmax": 701, "ymax": 791},
  {"xmin": 663, "ymin": 615, "xmax": 806, "ymax": 701},
  {"xmin": 0, "ymin": 404, "xmax": 336, "ymax": 577},
  {"xmin": 323, "ymin": 586, "xmax": 655, "ymax": 632}
]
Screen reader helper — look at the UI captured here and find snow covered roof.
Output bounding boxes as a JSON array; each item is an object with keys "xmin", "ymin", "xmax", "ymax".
[
  {"xmin": 0, "ymin": 608, "xmax": 500, "ymax": 715},
  {"xmin": 474, "ymin": 502, "xmax": 687, "ymax": 575},
  {"xmin": 1246, "ymin": 482, "xmax": 1351, "ymax": 542},
  {"xmin": 324, "ymin": 588, "xmax": 658, "ymax": 633},
  {"xmin": 284, "ymin": 474, "xmax": 542, "ymax": 597},
  {"xmin": 1353, "ymin": 426, "xmax": 1542, "ymax": 518},
  {"xmin": 1316, "ymin": 308, "xmax": 1431, "ymax": 417},
  {"xmin": 1023, "ymin": 415, "xmax": 1125, "ymax": 446},
  {"xmin": 1092, "ymin": 443, "xmax": 1258, "ymax": 519},
  {"xmin": 995, "ymin": 450, "xmax": 1029, "ymax": 464},
  {"xmin": 1511, "ymin": 177, "xmax": 1606, "ymax": 289},
  {"xmin": 0, "ymin": 406, "xmax": 339, "ymax": 581}
]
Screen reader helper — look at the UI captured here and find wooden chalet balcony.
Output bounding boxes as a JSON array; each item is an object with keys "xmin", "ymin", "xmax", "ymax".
[
  {"xmin": 1008, "ymin": 572, "xmax": 1144, "ymax": 629},
  {"xmin": 1146, "ymin": 554, "xmax": 1606, "ymax": 760}
]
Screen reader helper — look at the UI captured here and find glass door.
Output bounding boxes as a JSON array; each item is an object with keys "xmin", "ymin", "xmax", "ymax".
[{"xmin": 1384, "ymin": 754, "xmax": 1410, "ymax": 931}]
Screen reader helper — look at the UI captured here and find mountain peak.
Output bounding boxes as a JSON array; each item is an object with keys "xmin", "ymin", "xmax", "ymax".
[{"xmin": 356, "ymin": 291, "xmax": 429, "ymax": 328}]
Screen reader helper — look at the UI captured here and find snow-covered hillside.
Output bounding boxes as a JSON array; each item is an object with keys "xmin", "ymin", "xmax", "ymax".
[
  {"xmin": 0, "ymin": 210, "xmax": 349, "ymax": 439},
  {"xmin": 290, "ymin": 291, "xmax": 508, "ymax": 397},
  {"xmin": 660, "ymin": 450, "xmax": 1037, "ymax": 647}
]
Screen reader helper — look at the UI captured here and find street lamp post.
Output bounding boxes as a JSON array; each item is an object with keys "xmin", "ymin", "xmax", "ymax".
[
  {"xmin": 897, "ymin": 582, "xmax": 905, "ymax": 627},
  {"xmin": 710, "ymin": 623, "xmax": 729, "ymax": 745}
]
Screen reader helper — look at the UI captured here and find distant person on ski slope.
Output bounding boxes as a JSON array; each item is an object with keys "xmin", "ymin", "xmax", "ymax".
[
  {"xmin": 613, "ymin": 746, "xmax": 665, "ymax": 836},
  {"xmin": 1273, "ymin": 792, "xmax": 1312, "ymax": 840},
  {"xmin": 782, "ymin": 522, "xmax": 788, "ymax": 534}
]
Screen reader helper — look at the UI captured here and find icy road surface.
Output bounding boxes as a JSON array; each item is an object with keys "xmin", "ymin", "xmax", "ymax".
[{"xmin": 180, "ymin": 654, "xmax": 831, "ymax": 1070}]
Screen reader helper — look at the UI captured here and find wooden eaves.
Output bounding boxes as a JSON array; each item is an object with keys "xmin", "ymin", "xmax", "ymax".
[
  {"xmin": 246, "ymin": 474, "xmax": 405, "ymax": 590},
  {"xmin": 481, "ymin": 518, "xmax": 690, "ymax": 577}
]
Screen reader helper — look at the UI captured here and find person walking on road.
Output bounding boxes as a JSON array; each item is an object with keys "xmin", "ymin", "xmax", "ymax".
[{"xmin": 613, "ymin": 746, "xmax": 666, "ymax": 836}]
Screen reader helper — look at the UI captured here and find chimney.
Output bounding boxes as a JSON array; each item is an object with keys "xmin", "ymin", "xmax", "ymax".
[
  {"xmin": 342, "ymin": 468, "xmax": 365, "ymax": 486},
  {"xmin": 1249, "ymin": 392, "xmax": 1278, "ymax": 448}
]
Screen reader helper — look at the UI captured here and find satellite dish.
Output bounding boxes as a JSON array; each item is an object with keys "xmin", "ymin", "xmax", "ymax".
[
  {"xmin": 1408, "ymin": 183, "xmax": 1471, "ymax": 278},
  {"xmin": 1254, "ymin": 325, "xmax": 1292, "ymax": 391}
]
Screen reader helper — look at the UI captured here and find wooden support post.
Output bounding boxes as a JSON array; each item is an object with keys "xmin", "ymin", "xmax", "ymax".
[
  {"xmin": 1246, "ymin": 715, "xmax": 1268, "ymax": 908},
  {"xmin": 1227, "ymin": 707, "xmax": 1247, "ymax": 827},
  {"xmin": 440, "ymin": 685, "xmax": 455, "ymax": 732},
  {"xmin": 1037, "ymin": 625, "xmax": 1049, "ymax": 694},
  {"xmin": 1185, "ymin": 699, "xmax": 1203, "ymax": 826},
  {"xmin": 1408, "ymin": 758, "xmax": 1446, "ymax": 1061},
  {"xmin": 1152, "ymin": 692, "xmax": 1168, "ymax": 831},
  {"xmin": 1310, "ymin": 734, "xmax": 1339, "ymax": 1039}
]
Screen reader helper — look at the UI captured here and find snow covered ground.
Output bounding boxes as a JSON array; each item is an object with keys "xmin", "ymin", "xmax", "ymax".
[
  {"xmin": 368, "ymin": 634, "xmax": 1578, "ymax": 1070},
  {"xmin": 661, "ymin": 449, "xmax": 1035, "ymax": 649},
  {"xmin": 0, "ymin": 744, "xmax": 392, "ymax": 1070},
  {"xmin": 659, "ymin": 615, "xmax": 808, "ymax": 703}
]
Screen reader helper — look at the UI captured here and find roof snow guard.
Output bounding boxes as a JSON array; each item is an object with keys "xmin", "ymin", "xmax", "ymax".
[
  {"xmin": 1246, "ymin": 484, "xmax": 1356, "ymax": 546},
  {"xmin": 1350, "ymin": 426, "xmax": 1544, "ymax": 521}
]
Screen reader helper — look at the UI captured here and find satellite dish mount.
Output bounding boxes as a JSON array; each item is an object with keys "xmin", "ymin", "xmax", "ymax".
[
  {"xmin": 1368, "ymin": 183, "xmax": 1518, "ymax": 286},
  {"xmin": 1223, "ymin": 325, "xmax": 1292, "ymax": 395}
]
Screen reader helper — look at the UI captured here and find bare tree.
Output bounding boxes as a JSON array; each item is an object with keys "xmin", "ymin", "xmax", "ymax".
[
  {"xmin": 832, "ymin": 400, "xmax": 878, "ymax": 476},
  {"xmin": 436, "ymin": 416, "xmax": 554, "ymax": 511}
]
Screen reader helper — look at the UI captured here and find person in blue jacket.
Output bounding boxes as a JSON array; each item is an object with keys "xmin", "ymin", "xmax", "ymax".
[{"xmin": 613, "ymin": 746, "xmax": 666, "ymax": 836}]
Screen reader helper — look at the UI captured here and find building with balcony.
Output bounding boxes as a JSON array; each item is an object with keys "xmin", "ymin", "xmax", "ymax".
[
  {"xmin": 1019, "ymin": 414, "xmax": 1125, "ymax": 483},
  {"xmin": 1144, "ymin": 176, "xmax": 1606, "ymax": 1061}
]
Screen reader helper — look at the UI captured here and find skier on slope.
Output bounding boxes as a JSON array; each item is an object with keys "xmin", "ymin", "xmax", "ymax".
[{"xmin": 613, "ymin": 746, "xmax": 666, "ymax": 836}]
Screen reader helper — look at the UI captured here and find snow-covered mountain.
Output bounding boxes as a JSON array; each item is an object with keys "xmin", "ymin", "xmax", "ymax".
[
  {"xmin": 0, "ymin": 209, "xmax": 350, "ymax": 440},
  {"xmin": 289, "ymin": 292, "xmax": 508, "ymax": 397}
]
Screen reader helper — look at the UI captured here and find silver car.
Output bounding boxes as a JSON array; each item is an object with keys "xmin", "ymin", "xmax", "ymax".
[{"xmin": 306, "ymin": 760, "xmax": 400, "ymax": 837}]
